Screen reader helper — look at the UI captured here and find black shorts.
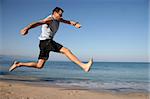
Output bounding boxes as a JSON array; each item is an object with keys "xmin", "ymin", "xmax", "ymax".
[{"xmin": 38, "ymin": 39, "xmax": 63, "ymax": 60}]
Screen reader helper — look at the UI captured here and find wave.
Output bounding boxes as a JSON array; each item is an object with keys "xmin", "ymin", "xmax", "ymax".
[{"xmin": 55, "ymin": 79, "xmax": 149, "ymax": 93}]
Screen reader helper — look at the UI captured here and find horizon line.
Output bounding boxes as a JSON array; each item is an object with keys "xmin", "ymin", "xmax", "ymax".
[{"xmin": 0, "ymin": 54, "xmax": 149, "ymax": 63}]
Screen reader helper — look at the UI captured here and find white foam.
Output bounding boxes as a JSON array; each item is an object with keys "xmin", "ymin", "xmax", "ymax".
[{"xmin": 55, "ymin": 80, "xmax": 149, "ymax": 92}]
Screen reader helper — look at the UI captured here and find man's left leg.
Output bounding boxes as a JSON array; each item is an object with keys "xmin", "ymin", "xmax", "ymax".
[
  {"xmin": 60, "ymin": 47, "xmax": 93, "ymax": 72},
  {"xmin": 9, "ymin": 59, "xmax": 47, "ymax": 71}
]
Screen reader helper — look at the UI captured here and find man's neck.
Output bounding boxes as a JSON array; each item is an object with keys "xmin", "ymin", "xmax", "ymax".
[{"xmin": 52, "ymin": 15, "xmax": 57, "ymax": 20}]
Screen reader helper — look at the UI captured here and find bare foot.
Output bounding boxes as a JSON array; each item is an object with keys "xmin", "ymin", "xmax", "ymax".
[
  {"xmin": 9, "ymin": 61, "xmax": 19, "ymax": 72},
  {"xmin": 83, "ymin": 58, "xmax": 93, "ymax": 72}
]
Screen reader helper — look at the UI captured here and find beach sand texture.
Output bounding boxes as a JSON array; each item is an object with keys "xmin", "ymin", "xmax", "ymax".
[{"xmin": 0, "ymin": 81, "xmax": 149, "ymax": 99}]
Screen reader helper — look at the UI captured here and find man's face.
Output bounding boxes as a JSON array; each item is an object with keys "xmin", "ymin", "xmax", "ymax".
[{"xmin": 53, "ymin": 10, "xmax": 63, "ymax": 20}]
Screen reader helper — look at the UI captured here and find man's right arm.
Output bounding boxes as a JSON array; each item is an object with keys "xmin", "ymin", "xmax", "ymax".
[{"xmin": 20, "ymin": 17, "xmax": 52, "ymax": 36}]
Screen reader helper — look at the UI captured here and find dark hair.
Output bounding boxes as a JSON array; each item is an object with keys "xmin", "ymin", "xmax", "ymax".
[{"xmin": 52, "ymin": 7, "xmax": 64, "ymax": 14}]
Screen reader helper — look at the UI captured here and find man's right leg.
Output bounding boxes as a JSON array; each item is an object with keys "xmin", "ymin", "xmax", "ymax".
[
  {"xmin": 60, "ymin": 47, "xmax": 93, "ymax": 72},
  {"xmin": 9, "ymin": 59, "xmax": 46, "ymax": 71}
]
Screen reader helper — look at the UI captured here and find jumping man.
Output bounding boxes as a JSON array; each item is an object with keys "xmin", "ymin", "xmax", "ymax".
[{"xmin": 9, "ymin": 7, "xmax": 93, "ymax": 72}]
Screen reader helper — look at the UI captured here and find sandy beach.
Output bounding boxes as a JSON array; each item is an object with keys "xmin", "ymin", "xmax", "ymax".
[{"xmin": 0, "ymin": 81, "xmax": 149, "ymax": 99}]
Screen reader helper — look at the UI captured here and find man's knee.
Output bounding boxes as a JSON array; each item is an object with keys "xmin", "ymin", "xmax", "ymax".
[
  {"xmin": 36, "ymin": 59, "xmax": 46, "ymax": 69},
  {"xmin": 36, "ymin": 64, "xmax": 44, "ymax": 69}
]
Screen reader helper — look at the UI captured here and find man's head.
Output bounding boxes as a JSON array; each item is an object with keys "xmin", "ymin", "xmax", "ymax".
[{"xmin": 52, "ymin": 7, "xmax": 64, "ymax": 20}]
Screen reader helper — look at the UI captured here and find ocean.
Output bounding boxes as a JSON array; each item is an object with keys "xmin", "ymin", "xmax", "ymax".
[{"xmin": 0, "ymin": 56, "xmax": 150, "ymax": 93}]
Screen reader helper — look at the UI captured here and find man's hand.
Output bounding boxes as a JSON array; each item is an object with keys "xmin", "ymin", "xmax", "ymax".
[
  {"xmin": 75, "ymin": 23, "xmax": 82, "ymax": 28},
  {"xmin": 20, "ymin": 27, "xmax": 29, "ymax": 36}
]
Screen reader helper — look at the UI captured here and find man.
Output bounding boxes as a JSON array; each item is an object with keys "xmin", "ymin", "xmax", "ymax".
[{"xmin": 9, "ymin": 7, "xmax": 93, "ymax": 72}]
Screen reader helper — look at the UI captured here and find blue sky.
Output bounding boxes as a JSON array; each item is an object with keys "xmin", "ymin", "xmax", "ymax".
[{"xmin": 0, "ymin": 0, "xmax": 149, "ymax": 62}]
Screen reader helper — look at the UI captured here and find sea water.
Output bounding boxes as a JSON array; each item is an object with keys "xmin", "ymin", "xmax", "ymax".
[{"xmin": 0, "ymin": 55, "xmax": 149, "ymax": 93}]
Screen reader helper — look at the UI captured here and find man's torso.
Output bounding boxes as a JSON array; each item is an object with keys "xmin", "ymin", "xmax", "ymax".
[{"xmin": 39, "ymin": 15, "xmax": 60, "ymax": 40}]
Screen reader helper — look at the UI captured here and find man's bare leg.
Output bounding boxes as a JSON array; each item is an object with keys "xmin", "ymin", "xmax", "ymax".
[
  {"xmin": 9, "ymin": 59, "xmax": 46, "ymax": 71},
  {"xmin": 60, "ymin": 47, "xmax": 93, "ymax": 72}
]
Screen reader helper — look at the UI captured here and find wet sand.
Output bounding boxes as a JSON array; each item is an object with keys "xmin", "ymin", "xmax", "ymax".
[{"xmin": 0, "ymin": 81, "xmax": 149, "ymax": 99}]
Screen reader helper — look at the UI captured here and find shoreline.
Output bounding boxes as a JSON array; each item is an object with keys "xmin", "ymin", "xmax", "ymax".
[
  {"xmin": 1, "ymin": 75, "xmax": 149, "ymax": 94},
  {"xmin": 0, "ymin": 74, "xmax": 149, "ymax": 94},
  {"xmin": 0, "ymin": 80, "xmax": 149, "ymax": 99}
]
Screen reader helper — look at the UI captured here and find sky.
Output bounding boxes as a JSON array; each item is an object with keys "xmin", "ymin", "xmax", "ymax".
[{"xmin": 0, "ymin": 0, "xmax": 149, "ymax": 62}]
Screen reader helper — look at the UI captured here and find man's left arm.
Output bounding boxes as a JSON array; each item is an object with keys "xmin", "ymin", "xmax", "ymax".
[{"xmin": 59, "ymin": 18, "xmax": 82, "ymax": 28}]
